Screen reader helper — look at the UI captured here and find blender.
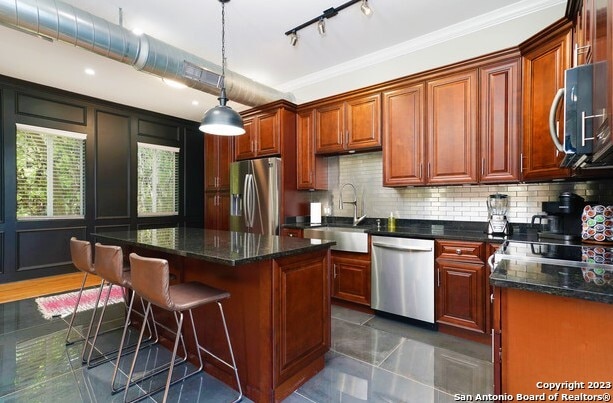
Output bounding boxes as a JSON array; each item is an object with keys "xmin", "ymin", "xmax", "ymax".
[{"xmin": 487, "ymin": 193, "xmax": 511, "ymax": 235}]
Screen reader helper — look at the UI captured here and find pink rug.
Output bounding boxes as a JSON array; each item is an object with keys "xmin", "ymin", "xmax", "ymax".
[{"xmin": 35, "ymin": 286, "xmax": 125, "ymax": 320}]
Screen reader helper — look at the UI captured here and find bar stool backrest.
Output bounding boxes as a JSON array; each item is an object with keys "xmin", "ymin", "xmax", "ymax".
[
  {"xmin": 70, "ymin": 237, "xmax": 95, "ymax": 275},
  {"xmin": 129, "ymin": 253, "xmax": 173, "ymax": 310},
  {"xmin": 94, "ymin": 243, "xmax": 126, "ymax": 286}
]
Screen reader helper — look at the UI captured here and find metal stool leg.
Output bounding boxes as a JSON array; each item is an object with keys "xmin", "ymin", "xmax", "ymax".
[{"xmin": 65, "ymin": 272, "xmax": 89, "ymax": 345}]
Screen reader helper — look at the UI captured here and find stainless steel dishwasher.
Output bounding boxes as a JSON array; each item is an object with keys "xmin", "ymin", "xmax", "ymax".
[{"xmin": 371, "ymin": 236, "xmax": 435, "ymax": 324}]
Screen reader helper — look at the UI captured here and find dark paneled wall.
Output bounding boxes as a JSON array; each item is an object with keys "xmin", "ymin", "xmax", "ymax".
[{"xmin": 0, "ymin": 75, "xmax": 204, "ymax": 283}]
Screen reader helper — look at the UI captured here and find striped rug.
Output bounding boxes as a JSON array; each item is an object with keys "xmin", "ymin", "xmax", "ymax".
[{"xmin": 35, "ymin": 285, "xmax": 125, "ymax": 320}]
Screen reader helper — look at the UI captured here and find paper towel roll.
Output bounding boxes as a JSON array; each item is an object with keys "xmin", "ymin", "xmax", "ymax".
[{"xmin": 310, "ymin": 203, "xmax": 322, "ymax": 224}]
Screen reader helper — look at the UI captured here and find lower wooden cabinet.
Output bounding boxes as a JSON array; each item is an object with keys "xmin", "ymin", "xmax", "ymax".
[
  {"xmin": 204, "ymin": 192, "xmax": 229, "ymax": 230},
  {"xmin": 281, "ymin": 228, "xmax": 303, "ymax": 238},
  {"xmin": 331, "ymin": 251, "xmax": 371, "ymax": 307},
  {"xmin": 435, "ymin": 240, "xmax": 488, "ymax": 338}
]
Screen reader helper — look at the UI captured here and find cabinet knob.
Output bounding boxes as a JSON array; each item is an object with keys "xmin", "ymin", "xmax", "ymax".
[
  {"xmin": 455, "ymin": 249, "xmax": 462, "ymax": 255},
  {"xmin": 288, "ymin": 233, "xmax": 294, "ymax": 237}
]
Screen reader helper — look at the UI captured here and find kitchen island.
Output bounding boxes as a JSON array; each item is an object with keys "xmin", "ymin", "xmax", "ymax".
[
  {"xmin": 94, "ymin": 227, "xmax": 334, "ymax": 403},
  {"xmin": 490, "ymin": 241, "xmax": 613, "ymax": 397}
]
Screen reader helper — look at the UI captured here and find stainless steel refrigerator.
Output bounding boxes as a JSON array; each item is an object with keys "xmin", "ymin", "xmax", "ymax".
[{"xmin": 229, "ymin": 157, "xmax": 281, "ymax": 235}]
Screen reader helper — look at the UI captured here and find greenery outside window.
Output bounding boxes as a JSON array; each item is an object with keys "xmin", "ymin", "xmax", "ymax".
[
  {"xmin": 137, "ymin": 142, "xmax": 180, "ymax": 217},
  {"xmin": 16, "ymin": 124, "xmax": 86, "ymax": 220}
]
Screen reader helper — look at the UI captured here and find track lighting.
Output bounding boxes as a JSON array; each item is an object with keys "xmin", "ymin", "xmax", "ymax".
[
  {"xmin": 317, "ymin": 18, "xmax": 326, "ymax": 36},
  {"xmin": 360, "ymin": 0, "xmax": 372, "ymax": 16},
  {"xmin": 284, "ymin": 0, "xmax": 373, "ymax": 45},
  {"xmin": 289, "ymin": 31, "xmax": 298, "ymax": 46}
]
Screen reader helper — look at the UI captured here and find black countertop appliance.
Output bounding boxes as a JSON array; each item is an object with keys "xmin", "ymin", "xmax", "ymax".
[{"xmin": 531, "ymin": 192, "xmax": 585, "ymax": 242}]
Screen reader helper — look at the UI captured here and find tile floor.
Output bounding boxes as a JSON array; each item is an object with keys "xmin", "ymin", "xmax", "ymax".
[{"xmin": 0, "ymin": 295, "xmax": 493, "ymax": 402}]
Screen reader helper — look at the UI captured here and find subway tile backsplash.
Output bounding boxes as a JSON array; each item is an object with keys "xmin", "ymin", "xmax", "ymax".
[{"xmin": 309, "ymin": 152, "xmax": 613, "ymax": 224}]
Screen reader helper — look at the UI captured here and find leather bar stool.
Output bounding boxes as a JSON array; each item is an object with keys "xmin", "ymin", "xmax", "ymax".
[
  {"xmin": 84, "ymin": 243, "xmax": 158, "ymax": 369},
  {"xmin": 66, "ymin": 237, "xmax": 105, "ymax": 347},
  {"xmin": 123, "ymin": 253, "xmax": 242, "ymax": 403}
]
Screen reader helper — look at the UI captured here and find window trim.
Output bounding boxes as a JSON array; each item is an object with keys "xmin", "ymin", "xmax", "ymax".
[
  {"xmin": 137, "ymin": 142, "xmax": 180, "ymax": 218},
  {"xmin": 15, "ymin": 123, "xmax": 87, "ymax": 221}
]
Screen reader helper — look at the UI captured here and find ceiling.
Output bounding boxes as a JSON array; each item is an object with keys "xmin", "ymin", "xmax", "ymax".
[{"xmin": 0, "ymin": 0, "xmax": 567, "ymax": 123}]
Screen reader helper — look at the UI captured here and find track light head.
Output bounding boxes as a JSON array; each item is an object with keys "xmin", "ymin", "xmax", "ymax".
[
  {"xmin": 289, "ymin": 31, "xmax": 298, "ymax": 46},
  {"xmin": 360, "ymin": 0, "xmax": 373, "ymax": 16},
  {"xmin": 317, "ymin": 18, "xmax": 326, "ymax": 36}
]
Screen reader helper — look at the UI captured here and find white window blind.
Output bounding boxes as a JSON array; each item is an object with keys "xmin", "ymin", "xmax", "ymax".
[
  {"xmin": 16, "ymin": 124, "xmax": 86, "ymax": 219},
  {"xmin": 137, "ymin": 142, "xmax": 180, "ymax": 217}
]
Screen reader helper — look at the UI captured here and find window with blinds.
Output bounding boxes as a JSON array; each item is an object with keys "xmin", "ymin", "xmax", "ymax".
[
  {"xmin": 16, "ymin": 124, "xmax": 86, "ymax": 219},
  {"xmin": 137, "ymin": 142, "xmax": 180, "ymax": 216}
]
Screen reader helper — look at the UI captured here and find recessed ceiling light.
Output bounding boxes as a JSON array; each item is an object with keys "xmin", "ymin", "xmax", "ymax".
[
  {"xmin": 132, "ymin": 28, "xmax": 144, "ymax": 36},
  {"xmin": 191, "ymin": 100, "xmax": 200, "ymax": 106},
  {"xmin": 162, "ymin": 78, "xmax": 187, "ymax": 89},
  {"xmin": 84, "ymin": 68, "xmax": 95, "ymax": 76}
]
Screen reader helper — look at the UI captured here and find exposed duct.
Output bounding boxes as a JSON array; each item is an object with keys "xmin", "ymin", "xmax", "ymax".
[{"xmin": 0, "ymin": 0, "xmax": 293, "ymax": 107}]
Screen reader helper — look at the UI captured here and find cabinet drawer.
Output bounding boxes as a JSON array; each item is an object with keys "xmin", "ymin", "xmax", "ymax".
[
  {"xmin": 281, "ymin": 228, "xmax": 303, "ymax": 238},
  {"xmin": 436, "ymin": 240, "xmax": 484, "ymax": 262}
]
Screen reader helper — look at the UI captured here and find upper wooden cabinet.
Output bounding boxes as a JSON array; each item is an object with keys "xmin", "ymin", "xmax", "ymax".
[
  {"xmin": 520, "ymin": 20, "xmax": 573, "ymax": 181},
  {"xmin": 235, "ymin": 108, "xmax": 281, "ymax": 160},
  {"xmin": 296, "ymin": 109, "xmax": 328, "ymax": 190},
  {"xmin": 314, "ymin": 93, "xmax": 382, "ymax": 154},
  {"xmin": 383, "ymin": 54, "xmax": 521, "ymax": 187},
  {"xmin": 427, "ymin": 69, "xmax": 479, "ymax": 185},
  {"xmin": 204, "ymin": 134, "xmax": 232, "ymax": 191},
  {"xmin": 479, "ymin": 58, "xmax": 521, "ymax": 183},
  {"xmin": 382, "ymin": 83, "xmax": 426, "ymax": 186}
]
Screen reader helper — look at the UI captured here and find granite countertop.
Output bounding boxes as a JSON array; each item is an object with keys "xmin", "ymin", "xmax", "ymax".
[
  {"xmin": 93, "ymin": 227, "xmax": 335, "ymax": 267},
  {"xmin": 490, "ymin": 241, "xmax": 613, "ymax": 304},
  {"xmin": 284, "ymin": 217, "xmax": 538, "ymax": 244}
]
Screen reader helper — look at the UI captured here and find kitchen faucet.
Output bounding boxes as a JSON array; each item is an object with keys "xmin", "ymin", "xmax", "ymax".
[{"xmin": 339, "ymin": 183, "xmax": 367, "ymax": 226}]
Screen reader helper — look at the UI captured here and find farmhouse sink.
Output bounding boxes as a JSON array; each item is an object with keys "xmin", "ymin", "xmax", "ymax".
[{"xmin": 302, "ymin": 226, "xmax": 369, "ymax": 253}]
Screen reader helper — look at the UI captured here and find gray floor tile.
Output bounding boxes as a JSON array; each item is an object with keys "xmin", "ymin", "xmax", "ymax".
[
  {"xmin": 331, "ymin": 305, "xmax": 375, "ymax": 325},
  {"xmin": 331, "ymin": 318, "xmax": 403, "ymax": 366}
]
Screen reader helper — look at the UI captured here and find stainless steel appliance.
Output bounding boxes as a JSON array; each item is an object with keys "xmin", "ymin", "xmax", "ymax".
[
  {"xmin": 487, "ymin": 193, "xmax": 511, "ymax": 236},
  {"xmin": 531, "ymin": 192, "xmax": 585, "ymax": 242},
  {"xmin": 371, "ymin": 236, "xmax": 434, "ymax": 325},
  {"xmin": 229, "ymin": 157, "xmax": 281, "ymax": 235}
]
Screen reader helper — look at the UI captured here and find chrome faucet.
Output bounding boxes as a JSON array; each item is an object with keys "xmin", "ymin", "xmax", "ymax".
[{"xmin": 339, "ymin": 183, "xmax": 367, "ymax": 226}]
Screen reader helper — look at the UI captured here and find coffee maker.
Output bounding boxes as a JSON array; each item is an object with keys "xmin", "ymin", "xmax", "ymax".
[
  {"xmin": 531, "ymin": 192, "xmax": 585, "ymax": 241},
  {"xmin": 487, "ymin": 193, "xmax": 512, "ymax": 235}
]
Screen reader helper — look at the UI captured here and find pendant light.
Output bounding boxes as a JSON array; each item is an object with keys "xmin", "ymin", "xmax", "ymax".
[{"xmin": 199, "ymin": 0, "xmax": 245, "ymax": 136}]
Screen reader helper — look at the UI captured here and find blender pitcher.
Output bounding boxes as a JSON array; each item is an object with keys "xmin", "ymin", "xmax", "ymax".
[{"xmin": 487, "ymin": 193, "xmax": 511, "ymax": 235}]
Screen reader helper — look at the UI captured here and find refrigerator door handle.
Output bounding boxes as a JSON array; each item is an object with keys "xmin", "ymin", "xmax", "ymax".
[
  {"xmin": 248, "ymin": 174, "xmax": 256, "ymax": 228},
  {"xmin": 243, "ymin": 174, "xmax": 251, "ymax": 228}
]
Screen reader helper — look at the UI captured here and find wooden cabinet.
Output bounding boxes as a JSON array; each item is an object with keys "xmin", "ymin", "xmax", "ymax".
[
  {"xmin": 435, "ymin": 240, "xmax": 487, "ymax": 337},
  {"xmin": 281, "ymin": 227, "xmax": 303, "ymax": 238},
  {"xmin": 296, "ymin": 109, "xmax": 328, "ymax": 190},
  {"xmin": 234, "ymin": 108, "xmax": 281, "ymax": 160},
  {"xmin": 204, "ymin": 134, "xmax": 232, "ymax": 191},
  {"xmin": 205, "ymin": 134, "xmax": 232, "ymax": 230},
  {"xmin": 427, "ymin": 69, "xmax": 479, "ymax": 185},
  {"xmin": 315, "ymin": 93, "xmax": 381, "ymax": 154},
  {"xmin": 479, "ymin": 58, "xmax": 521, "ymax": 183},
  {"xmin": 331, "ymin": 251, "xmax": 371, "ymax": 307},
  {"xmin": 520, "ymin": 20, "xmax": 572, "ymax": 181},
  {"xmin": 204, "ymin": 192, "xmax": 229, "ymax": 230},
  {"xmin": 383, "ymin": 53, "xmax": 520, "ymax": 187},
  {"xmin": 382, "ymin": 82, "xmax": 426, "ymax": 186}
]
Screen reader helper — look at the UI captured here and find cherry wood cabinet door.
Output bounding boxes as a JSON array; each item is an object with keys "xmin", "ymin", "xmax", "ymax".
[
  {"xmin": 436, "ymin": 259, "xmax": 486, "ymax": 334},
  {"xmin": 234, "ymin": 117, "xmax": 256, "ymax": 160},
  {"xmin": 297, "ymin": 109, "xmax": 327, "ymax": 190},
  {"xmin": 382, "ymin": 83, "xmax": 426, "ymax": 186},
  {"xmin": 204, "ymin": 192, "xmax": 230, "ymax": 230},
  {"xmin": 427, "ymin": 69, "xmax": 478, "ymax": 185},
  {"xmin": 331, "ymin": 253, "xmax": 370, "ymax": 306},
  {"xmin": 216, "ymin": 136, "xmax": 232, "ymax": 190},
  {"xmin": 315, "ymin": 102, "xmax": 344, "ymax": 154},
  {"xmin": 256, "ymin": 109, "xmax": 281, "ymax": 156},
  {"xmin": 521, "ymin": 24, "xmax": 572, "ymax": 181},
  {"xmin": 345, "ymin": 94, "xmax": 382, "ymax": 151},
  {"xmin": 479, "ymin": 58, "xmax": 521, "ymax": 183},
  {"xmin": 205, "ymin": 135, "xmax": 233, "ymax": 191}
]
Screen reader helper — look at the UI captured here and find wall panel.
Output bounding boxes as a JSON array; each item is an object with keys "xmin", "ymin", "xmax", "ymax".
[
  {"xmin": 16, "ymin": 226, "xmax": 86, "ymax": 272},
  {"xmin": 15, "ymin": 93, "xmax": 87, "ymax": 125}
]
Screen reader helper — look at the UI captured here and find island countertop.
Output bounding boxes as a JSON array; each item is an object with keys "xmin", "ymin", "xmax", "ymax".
[{"xmin": 93, "ymin": 227, "xmax": 335, "ymax": 266}]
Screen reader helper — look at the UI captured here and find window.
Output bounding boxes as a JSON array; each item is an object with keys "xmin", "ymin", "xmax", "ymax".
[
  {"xmin": 16, "ymin": 124, "xmax": 86, "ymax": 219},
  {"xmin": 137, "ymin": 142, "xmax": 179, "ymax": 216}
]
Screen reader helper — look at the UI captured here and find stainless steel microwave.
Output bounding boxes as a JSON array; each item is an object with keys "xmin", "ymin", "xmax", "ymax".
[{"xmin": 549, "ymin": 63, "xmax": 611, "ymax": 169}]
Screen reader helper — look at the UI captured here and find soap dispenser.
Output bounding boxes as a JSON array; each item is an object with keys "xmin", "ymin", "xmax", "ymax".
[{"xmin": 388, "ymin": 212, "xmax": 396, "ymax": 231}]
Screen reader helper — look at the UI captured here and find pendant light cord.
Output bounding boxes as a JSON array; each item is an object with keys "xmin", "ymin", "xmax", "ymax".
[{"xmin": 221, "ymin": 0, "xmax": 226, "ymax": 89}]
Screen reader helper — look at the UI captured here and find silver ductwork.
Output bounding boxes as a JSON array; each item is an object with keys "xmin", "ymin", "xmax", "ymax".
[{"xmin": 0, "ymin": 0, "xmax": 293, "ymax": 107}]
